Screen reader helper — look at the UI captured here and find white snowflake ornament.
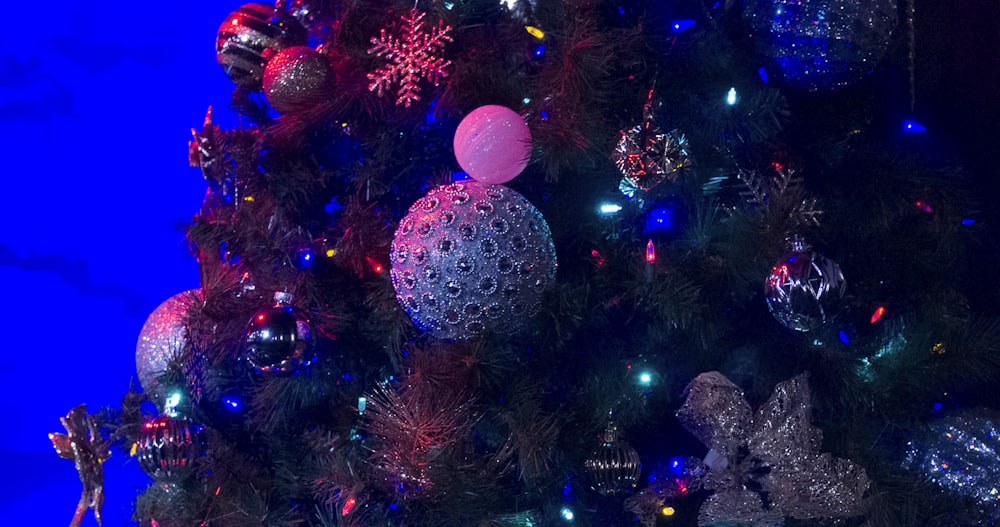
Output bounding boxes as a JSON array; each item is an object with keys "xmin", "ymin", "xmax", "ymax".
[{"xmin": 367, "ymin": 8, "xmax": 453, "ymax": 107}]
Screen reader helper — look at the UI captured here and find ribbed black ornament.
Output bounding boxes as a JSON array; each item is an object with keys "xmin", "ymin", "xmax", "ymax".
[
  {"xmin": 135, "ymin": 414, "xmax": 206, "ymax": 482},
  {"xmin": 584, "ymin": 422, "xmax": 642, "ymax": 496}
]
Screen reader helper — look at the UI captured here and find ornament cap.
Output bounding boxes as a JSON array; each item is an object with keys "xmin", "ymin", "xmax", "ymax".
[
  {"xmin": 601, "ymin": 421, "xmax": 620, "ymax": 444},
  {"xmin": 787, "ymin": 234, "xmax": 810, "ymax": 252},
  {"xmin": 273, "ymin": 290, "xmax": 294, "ymax": 305}
]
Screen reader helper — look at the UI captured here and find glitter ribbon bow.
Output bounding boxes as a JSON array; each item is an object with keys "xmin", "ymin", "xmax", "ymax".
[{"xmin": 676, "ymin": 372, "xmax": 869, "ymax": 526}]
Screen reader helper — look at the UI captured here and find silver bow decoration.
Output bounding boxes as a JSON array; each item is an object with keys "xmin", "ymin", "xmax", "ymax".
[{"xmin": 676, "ymin": 372, "xmax": 869, "ymax": 526}]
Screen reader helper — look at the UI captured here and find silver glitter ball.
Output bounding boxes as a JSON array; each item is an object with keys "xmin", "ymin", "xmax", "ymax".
[
  {"xmin": 744, "ymin": 0, "xmax": 898, "ymax": 91},
  {"xmin": 216, "ymin": 3, "xmax": 307, "ymax": 88},
  {"xmin": 263, "ymin": 46, "xmax": 334, "ymax": 114},
  {"xmin": 764, "ymin": 240, "xmax": 845, "ymax": 332},
  {"xmin": 390, "ymin": 182, "xmax": 557, "ymax": 340},
  {"xmin": 136, "ymin": 290, "xmax": 200, "ymax": 396}
]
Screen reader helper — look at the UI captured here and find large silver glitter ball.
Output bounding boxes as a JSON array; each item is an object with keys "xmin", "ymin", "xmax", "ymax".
[
  {"xmin": 390, "ymin": 182, "xmax": 557, "ymax": 340},
  {"xmin": 136, "ymin": 290, "xmax": 200, "ymax": 396},
  {"xmin": 744, "ymin": 0, "xmax": 898, "ymax": 91},
  {"xmin": 764, "ymin": 242, "xmax": 845, "ymax": 331},
  {"xmin": 263, "ymin": 46, "xmax": 334, "ymax": 114},
  {"xmin": 216, "ymin": 3, "xmax": 307, "ymax": 88}
]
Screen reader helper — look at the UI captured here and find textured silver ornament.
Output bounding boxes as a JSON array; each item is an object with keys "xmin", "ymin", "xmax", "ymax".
[
  {"xmin": 764, "ymin": 238, "xmax": 845, "ymax": 332},
  {"xmin": 216, "ymin": 3, "xmax": 308, "ymax": 88},
  {"xmin": 263, "ymin": 46, "xmax": 334, "ymax": 114},
  {"xmin": 612, "ymin": 124, "xmax": 689, "ymax": 192},
  {"xmin": 136, "ymin": 290, "xmax": 200, "ymax": 397},
  {"xmin": 744, "ymin": 0, "xmax": 898, "ymax": 91},
  {"xmin": 584, "ymin": 422, "xmax": 642, "ymax": 496},
  {"xmin": 390, "ymin": 182, "xmax": 556, "ymax": 340},
  {"xmin": 676, "ymin": 372, "xmax": 870, "ymax": 526}
]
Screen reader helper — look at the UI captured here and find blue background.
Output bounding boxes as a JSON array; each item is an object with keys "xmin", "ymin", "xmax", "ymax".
[
  {"xmin": 2, "ymin": 1, "xmax": 998, "ymax": 526},
  {"xmin": 0, "ymin": 3, "xmax": 239, "ymax": 525}
]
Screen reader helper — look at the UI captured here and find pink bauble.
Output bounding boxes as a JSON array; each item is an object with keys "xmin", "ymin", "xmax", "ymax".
[{"xmin": 453, "ymin": 105, "xmax": 531, "ymax": 184}]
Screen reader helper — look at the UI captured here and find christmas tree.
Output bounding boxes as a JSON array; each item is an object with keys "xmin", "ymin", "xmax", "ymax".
[{"xmin": 50, "ymin": 0, "xmax": 1000, "ymax": 526}]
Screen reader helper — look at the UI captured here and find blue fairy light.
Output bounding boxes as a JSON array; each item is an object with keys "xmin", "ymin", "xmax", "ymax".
[
  {"xmin": 644, "ymin": 207, "xmax": 675, "ymax": 234},
  {"xmin": 296, "ymin": 247, "xmax": 315, "ymax": 269},
  {"xmin": 222, "ymin": 394, "xmax": 243, "ymax": 411},
  {"xmin": 671, "ymin": 20, "xmax": 695, "ymax": 33},
  {"xmin": 902, "ymin": 119, "xmax": 927, "ymax": 133}
]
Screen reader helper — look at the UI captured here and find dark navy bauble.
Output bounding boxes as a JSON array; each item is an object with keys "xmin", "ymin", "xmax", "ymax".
[
  {"xmin": 744, "ymin": 0, "xmax": 897, "ymax": 91},
  {"xmin": 242, "ymin": 292, "xmax": 317, "ymax": 373}
]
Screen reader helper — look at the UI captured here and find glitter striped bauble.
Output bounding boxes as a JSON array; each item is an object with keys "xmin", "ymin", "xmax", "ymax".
[
  {"xmin": 136, "ymin": 414, "xmax": 207, "ymax": 483},
  {"xmin": 216, "ymin": 3, "xmax": 307, "ymax": 88}
]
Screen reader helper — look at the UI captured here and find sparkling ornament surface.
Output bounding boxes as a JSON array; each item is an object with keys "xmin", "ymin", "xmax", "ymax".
[
  {"xmin": 904, "ymin": 409, "xmax": 1000, "ymax": 520},
  {"xmin": 764, "ymin": 240, "xmax": 845, "ymax": 331},
  {"xmin": 676, "ymin": 372, "xmax": 869, "ymax": 525},
  {"xmin": 263, "ymin": 46, "xmax": 334, "ymax": 114},
  {"xmin": 584, "ymin": 423, "xmax": 642, "ymax": 496},
  {"xmin": 136, "ymin": 290, "xmax": 200, "ymax": 397},
  {"xmin": 390, "ymin": 182, "xmax": 556, "ymax": 340},
  {"xmin": 367, "ymin": 8, "xmax": 453, "ymax": 107},
  {"xmin": 136, "ymin": 414, "xmax": 207, "ymax": 483},
  {"xmin": 216, "ymin": 3, "xmax": 308, "ymax": 88},
  {"xmin": 612, "ymin": 121, "xmax": 689, "ymax": 192},
  {"xmin": 243, "ymin": 292, "xmax": 317, "ymax": 373},
  {"xmin": 453, "ymin": 105, "xmax": 532, "ymax": 185},
  {"xmin": 744, "ymin": 0, "xmax": 898, "ymax": 91}
]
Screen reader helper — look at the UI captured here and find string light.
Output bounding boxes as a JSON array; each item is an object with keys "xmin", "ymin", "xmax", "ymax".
[
  {"xmin": 726, "ymin": 87, "xmax": 738, "ymax": 106},
  {"xmin": 670, "ymin": 20, "xmax": 695, "ymax": 33},
  {"xmin": 599, "ymin": 203, "xmax": 622, "ymax": 215},
  {"xmin": 560, "ymin": 507, "xmax": 575, "ymax": 521},
  {"xmin": 645, "ymin": 239, "xmax": 656, "ymax": 264},
  {"xmin": 870, "ymin": 305, "xmax": 887, "ymax": 324}
]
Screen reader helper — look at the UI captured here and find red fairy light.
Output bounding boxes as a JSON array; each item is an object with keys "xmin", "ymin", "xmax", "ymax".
[
  {"xmin": 870, "ymin": 305, "xmax": 887, "ymax": 324},
  {"xmin": 915, "ymin": 200, "xmax": 934, "ymax": 213},
  {"xmin": 591, "ymin": 249, "xmax": 606, "ymax": 268},
  {"xmin": 645, "ymin": 239, "xmax": 656, "ymax": 264},
  {"xmin": 341, "ymin": 496, "xmax": 358, "ymax": 516},
  {"xmin": 365, "ymin": 256, "xmax": 385, "ymax": 274}
]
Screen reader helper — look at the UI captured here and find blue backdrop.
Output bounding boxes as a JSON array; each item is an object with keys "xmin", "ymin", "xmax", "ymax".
[
  {"xmin": 0, "ymin": 3, "xmax": 238, "ymax": 525},
  {"xmin": 3, "ymin": 1, "xmax": 999, "ymax": 526}
]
